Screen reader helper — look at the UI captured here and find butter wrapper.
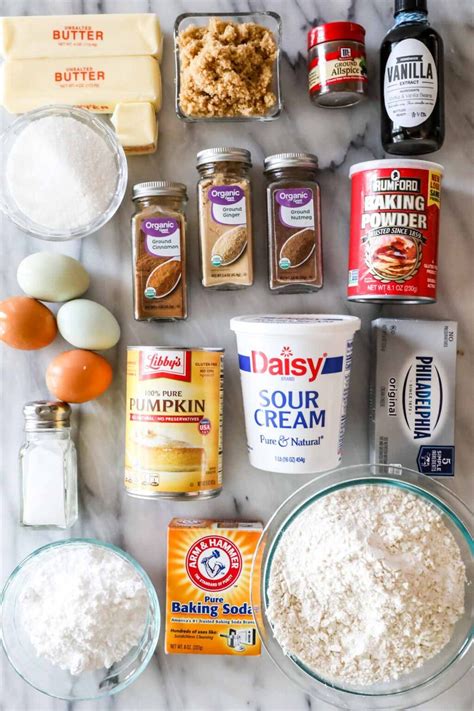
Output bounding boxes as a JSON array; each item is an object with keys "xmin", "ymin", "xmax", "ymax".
[
  {"xmin": 0, "ymin": 14, "xmax": 163, "ymax": 61},
  {"xmin": 0, "ymin": 56, "xmax": 162, "ymax": 114},
  {"xmin": 370, "ymin": 319, "xmax": 457, "ymax": 476}
]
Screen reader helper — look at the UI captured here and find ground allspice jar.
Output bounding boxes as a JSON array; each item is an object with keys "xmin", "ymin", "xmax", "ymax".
[
  {"xmin": 131, "ymin": 181, "xmax": 187, "ymax": 321},
  {"xmin": 197, "ymin": 147, "xmax": 253, "ymax": 289},
  {"xmin": 308, "ymin": 22, "xmax": 368, "ymax": 107},
  {"xmin": 264, "ymin": 153, "xmax": 323, "ymax": 293}
]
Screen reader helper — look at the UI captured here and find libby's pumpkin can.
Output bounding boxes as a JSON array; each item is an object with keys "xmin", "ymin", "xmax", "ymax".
[
  {"xmin": 125, "ymin": 346, "xmax": 224, "ymax": 500},
  {"xmin": 347, "ymin": 159, "xmax": 443, "ymax": 303}
]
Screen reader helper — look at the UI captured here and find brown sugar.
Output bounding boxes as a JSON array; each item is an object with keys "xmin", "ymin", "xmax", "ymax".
[{"xmin": 178, "ymin": 18, "xmax": 277, "ymax": 118}]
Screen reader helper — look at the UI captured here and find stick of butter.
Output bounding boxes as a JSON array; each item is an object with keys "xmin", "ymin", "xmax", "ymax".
[
  {"xmin": 111, "ymin": 103, "xmax": 158, "ymax": 155},
  {"xmin": 0, "ymin": 14, "xmax": 163, "ymax": 61},
  {"xmin": 0, "ymin": 56, "xmax": 162, "ymax": 114}
]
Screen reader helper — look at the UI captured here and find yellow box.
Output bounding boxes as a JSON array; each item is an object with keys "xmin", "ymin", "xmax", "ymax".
[{"xmin": 166, "ymin": 519, "xmax": 262, "ymax": 656}]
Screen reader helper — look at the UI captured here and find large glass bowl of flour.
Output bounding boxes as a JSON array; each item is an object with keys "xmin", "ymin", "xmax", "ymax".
[
  {"xmin": 252, "ymin": 464, "xmax": 473, "ymax": 709},
  {"xmin": 1, "ymin": 538, "xmax": 160, "ymax": 700},
  {"xmin": 0, "ymin": 105, "xmax": 127, "ymax": 241}
]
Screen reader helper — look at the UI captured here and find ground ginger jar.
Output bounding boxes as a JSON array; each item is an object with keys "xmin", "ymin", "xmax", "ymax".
[
  {"xmin": 197, "ymin": 147, "xmax": 253, "ymax": 289},
  {"xmin": 131, "ymin": 181, "xmax": 187, "ymax": 321},
  {"xmin": 264, "ymin": 153, "xmax": 323, "ymax": 293},
  {"xmin": 308, "ymin": 22, "xmax": 368, "ymax": 108}
]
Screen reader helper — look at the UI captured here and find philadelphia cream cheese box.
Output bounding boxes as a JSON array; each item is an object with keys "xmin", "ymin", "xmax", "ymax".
[{"xmin": 370, "ymin": 318, "xmax": 457, "ymax": 476}]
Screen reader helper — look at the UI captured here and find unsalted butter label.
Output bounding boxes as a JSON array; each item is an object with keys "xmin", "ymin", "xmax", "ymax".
[
  {"xmin": 0, "ymin": 14, "xmax": 162, "ymax": 60},
  {"xmin": 1, "ymin": 56, "xmax": 162, "ymax": 114}
]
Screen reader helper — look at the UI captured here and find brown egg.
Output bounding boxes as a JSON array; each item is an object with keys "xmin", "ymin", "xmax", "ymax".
[
  {"xmin": 0, "ymin": 296, "xmax": 57, "ymax": 350},
  {"xmin": 46, "ymin": 349, "xmax": 113, "ymax": 403}
]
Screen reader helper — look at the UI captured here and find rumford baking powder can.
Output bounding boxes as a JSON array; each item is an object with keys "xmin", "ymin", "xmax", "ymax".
[
  {"xmin": 125, "ymin": 346, "xmax": 224, "ymax": 499},
  {"xmin": 348, "ymin": 159, "xmax": 443, "ymax": 303}
]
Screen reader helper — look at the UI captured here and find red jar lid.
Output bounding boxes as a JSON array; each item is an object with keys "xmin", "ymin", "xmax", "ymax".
[{"xmin": 307, "ymin": 22, "xmax": 366, "ymax": 49}]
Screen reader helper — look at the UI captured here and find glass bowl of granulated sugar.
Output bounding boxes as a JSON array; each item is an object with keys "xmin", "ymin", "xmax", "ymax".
[
  {"xmin": 0, "ymin": 105, "xmax": 127, "ymax": 240},
  {"xmin": 252, "ymin": 464, "xmax": 473, "ymax": 710},
  {"xmin": 1, "ymin": 539, "xmax": 160, "ymax": 700}
]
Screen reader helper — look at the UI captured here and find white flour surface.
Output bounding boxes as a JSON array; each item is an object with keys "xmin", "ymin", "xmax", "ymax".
[
  {"xmin": 267, "ymin": 484, "xmax": 466, "ymax": 686},
  {"xmin": 19, "ymin": 544, "xmax": 149, "ymax": 675}
]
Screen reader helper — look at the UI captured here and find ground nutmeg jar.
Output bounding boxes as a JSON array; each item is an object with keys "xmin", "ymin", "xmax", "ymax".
[
  {"xmin": 264, "ymin": 152, "xmax": 323, "ymax": 293},
  {"xmin": 131, "ymin": 181, "xmax": 187, "ymax": 321},
  {"xmin": 308, "ymin": 22, "xmax": 368, "ymax": 108}
]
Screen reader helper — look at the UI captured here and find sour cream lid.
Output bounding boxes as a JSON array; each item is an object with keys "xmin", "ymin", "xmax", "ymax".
[{"xmin": 230, "ymin": 314, "xmax": 361, "ymax": 336}]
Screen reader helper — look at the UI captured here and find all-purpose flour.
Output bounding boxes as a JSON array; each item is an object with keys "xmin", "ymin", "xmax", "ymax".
[
  {"xmin": 19, "ymin": 544, "xmax": 149, "ymax": 675},
  {"xmin": 267, "ymin": 485, "xmax": 465, "ymax": 686}
]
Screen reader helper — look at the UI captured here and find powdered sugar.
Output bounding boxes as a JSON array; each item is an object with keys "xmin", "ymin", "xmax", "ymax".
[
  {"xmin": 19, "ymin": 544, "xmax": 149, "ymax": 675},
  {"xmin": 267, "ymin": 485, "xmax": 466, "ymax": 686},
  {"xmin": 6, "ymin": 115, "xmax": 117, "ymax": 230}
]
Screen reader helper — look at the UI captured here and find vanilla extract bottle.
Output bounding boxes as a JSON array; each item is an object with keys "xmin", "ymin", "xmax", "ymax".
[{"xmin": 381, "ymin": 0, "xmax": 444, "ymax": 155}]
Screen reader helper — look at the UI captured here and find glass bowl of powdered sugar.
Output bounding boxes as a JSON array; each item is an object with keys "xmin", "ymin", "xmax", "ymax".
[
  {"xmin": 0, "ymin": 105, "xmax": 127, "ymax": 240},
  {"xmin": 252, "ymin": 464, "xmax": 473, "ymax": 710},
  {"xmin": 1, "ymin": 538, "xmax": 160, "ymax": 700}
]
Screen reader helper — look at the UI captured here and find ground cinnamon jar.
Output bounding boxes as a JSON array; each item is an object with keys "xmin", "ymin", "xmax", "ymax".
[
  {"xmin": 308, "ymin": 22, "xmax": 368, "ymax": 107},
  {"xmin": 264, "ymin": 153, "xmax": 323, "ymax": 293},
  {"xmin": 131, "ymin": 181, "xmax": 187, "ymax": 321},
  {"xmin": 196, "ymin": 147, "xmax": 253, "ymax": 290}
]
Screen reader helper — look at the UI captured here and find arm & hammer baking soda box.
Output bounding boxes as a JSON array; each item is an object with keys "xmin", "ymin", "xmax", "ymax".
[{"xmin": 166, "ymin": 519, "xmax": 262, "ymax": 655}]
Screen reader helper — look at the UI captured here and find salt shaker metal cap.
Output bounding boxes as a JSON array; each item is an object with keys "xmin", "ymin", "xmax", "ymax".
[{"xmin": 23, "ymin": 401, "xmax": 71, "ymax": 431}]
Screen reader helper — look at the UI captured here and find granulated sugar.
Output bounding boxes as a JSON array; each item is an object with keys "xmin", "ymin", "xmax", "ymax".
[
  {"xmin": 267, "ymin": 485, "xmax": 465, "ymax": 686},
  {"xmin": 6, "ymin": 115, "xmax": 117, "ymax": 231},
  {"xmin": 19, "ymin": 544, "xmax": 149, "ymax": 675}
]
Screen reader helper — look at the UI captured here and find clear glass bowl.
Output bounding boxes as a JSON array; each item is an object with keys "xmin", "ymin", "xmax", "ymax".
[
  {"xmin": 174, "ymin": 12, "xmax": 282, "ymax": 122},
  {"xmin": 252, "ymin": 464, "xmax": 473, "ymax": 710},
  {"xmin": 1, "ymin": 538, "xmax": 160, "ymax": 701},
  {"xmin": 0, "ymin": 105, "xmax": 128, "ymax": 241}
]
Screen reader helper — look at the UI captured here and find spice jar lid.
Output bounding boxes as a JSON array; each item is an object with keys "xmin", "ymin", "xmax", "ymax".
[
  {"xmin": 264, "ymin": 152, "xmax": 319, "ymax": 173},
  {"xmin": 23, "ymin": 401, "xmax": 71, "ymax": 430},
  {"xmin": 196, "ymin": 147, "xmax": 252, "ymax": 168},
  {"xmin": 132, "ymin": 181, "xmax": 188, "ymax": 200},
  {"xmin": 307, "ymin": 22, "xmax": 366, "ymax": 49}
]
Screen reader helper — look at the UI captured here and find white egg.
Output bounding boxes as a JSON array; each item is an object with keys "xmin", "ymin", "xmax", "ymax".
[
  {"xmin": 17, "ymin": 252, "xmax": 90, "ymax": 302},
  {"xmin": 57, "ymin": 299, "xmax": 120, "ymax": 350}
]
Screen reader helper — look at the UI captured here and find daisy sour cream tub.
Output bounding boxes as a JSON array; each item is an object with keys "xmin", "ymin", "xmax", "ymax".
[{"xmin": 230, "ymin": 315, "xmax": 361, "ymax": 473}]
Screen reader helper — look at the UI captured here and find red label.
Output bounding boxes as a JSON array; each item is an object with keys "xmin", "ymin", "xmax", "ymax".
[
  {"xmin": 139, "ymin": 350, "xmax": 192, "ymax": 381},
  {"xmin": 348, "ymin": 165, "xmax": 441, "ymax": 301},
  {"xmin": 185, "ymin": 535, "xmax": 243, "ymax": 592}
]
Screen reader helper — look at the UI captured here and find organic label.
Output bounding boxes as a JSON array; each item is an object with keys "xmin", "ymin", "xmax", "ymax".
[
  {"xmin": 275, "ymin": 189, "xmax": 315, "ymax": 229},
  {"xmin": 209, "ymin": 185, "xmax": 247, "ymax": 226},
  {"xmin": 142, "ymin": 218, "xmax": 181, "ymax": 258},
  {"xmin": 384, "ymin": 38, "xmax": 437, "ymax": 128}
]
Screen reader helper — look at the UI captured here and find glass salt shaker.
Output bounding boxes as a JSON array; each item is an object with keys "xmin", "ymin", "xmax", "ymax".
[{"xmin": 19, "ymin": 401, "xmax": 78, "ymax": 528}]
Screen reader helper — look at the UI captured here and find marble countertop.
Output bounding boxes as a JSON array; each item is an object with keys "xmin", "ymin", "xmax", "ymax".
[{"xmin": 1, "ymin": 0, "xmax": 473, "ymax": 709}]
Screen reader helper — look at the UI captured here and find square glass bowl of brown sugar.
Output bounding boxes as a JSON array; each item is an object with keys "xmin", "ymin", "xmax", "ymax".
[{"xmin": 174, "ymin": 12, "xmax": 282, "ymax": 122}]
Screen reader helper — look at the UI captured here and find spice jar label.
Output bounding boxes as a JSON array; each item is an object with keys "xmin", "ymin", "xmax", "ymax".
[
  {"xmin": 143, "ymin": 218, "xmax": 181, "ymax": 258},
  {"xmin": 275, "ymin": 188, "xmax": 315, "ymax": 230},
  {"xmin": 270, "ymin": 187, "xmax": 321, "ymax": 283},
  {"xmin": 209, "ymin": 185, "xmax": 247, "ymax": 226},
  {"xmin": 198, "ymin": 180, "xmax": 253, "ymax": 287},
  {"xmin": 309, "ymin": 48, "xmax": 367, "ymax": 94},
  {"xmin": 133, "ymin": 218, "xmax": 185, "ymax": 319}
]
